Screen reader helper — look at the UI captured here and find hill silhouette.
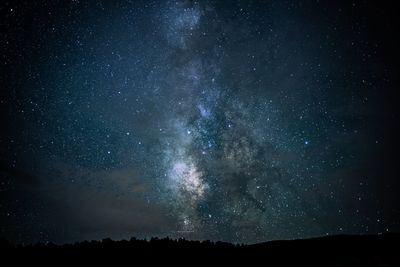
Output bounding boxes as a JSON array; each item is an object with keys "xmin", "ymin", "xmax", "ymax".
[{"xmin": 1, "ymin": 233, "xmax": 399, "ymax": 266}]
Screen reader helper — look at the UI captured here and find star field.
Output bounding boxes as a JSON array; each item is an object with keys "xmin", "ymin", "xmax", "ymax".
[{"xmin": 0, "ymin": 0, "xmax": 399, "ymax": 244}]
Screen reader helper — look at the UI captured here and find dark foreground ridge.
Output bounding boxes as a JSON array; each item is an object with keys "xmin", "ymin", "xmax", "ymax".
[{"xmin": 1, "ymin": 233, "xmax": 399, "ymax": 266}]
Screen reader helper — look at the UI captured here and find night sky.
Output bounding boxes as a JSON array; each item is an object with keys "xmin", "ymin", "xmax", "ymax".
[{"xmin": 1, "ymin": 0, "xmax": 399, "ymax": 245}]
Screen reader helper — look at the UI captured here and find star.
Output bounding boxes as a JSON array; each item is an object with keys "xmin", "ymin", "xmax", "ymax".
[{"xmin": 2, "ymin": 0, "xmax": 397, "ymax": 245}]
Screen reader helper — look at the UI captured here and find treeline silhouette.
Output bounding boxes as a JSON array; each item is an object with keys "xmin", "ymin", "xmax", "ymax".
[
  {"xmin": 1, "ymin": 236, "xmax": 239, "ymax": 251},
  {"xmin": 1, "ymin": 233, "xmax": 399, "ymax": 266}
]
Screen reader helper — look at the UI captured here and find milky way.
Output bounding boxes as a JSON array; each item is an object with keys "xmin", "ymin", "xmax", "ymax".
[{"xmin": 1, "ymin": 1, "xmax": 399, "ymax": 244}]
